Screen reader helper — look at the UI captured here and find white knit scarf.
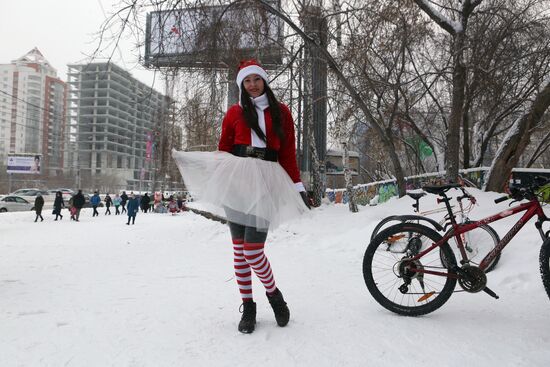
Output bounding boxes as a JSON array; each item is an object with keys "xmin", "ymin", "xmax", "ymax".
[{"xmin": 248, "ymin": 93, "xmax": 269, "ymax": 148}]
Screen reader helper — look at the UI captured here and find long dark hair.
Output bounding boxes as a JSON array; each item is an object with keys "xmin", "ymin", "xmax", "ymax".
[{"xmin": 240, "ymin": 82, "xmax": 285, "ymax": 142}]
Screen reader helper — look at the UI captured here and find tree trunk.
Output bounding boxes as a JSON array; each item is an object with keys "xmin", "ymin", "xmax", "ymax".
[
  {"xmin": 484, "ymin": 81, "xmax": 550, "ymax": 192},
  {"xmin": 446, "ymin": 33, "xmax": 467, "ymax": 181},
  {"xmin": 342, "ymin": 141, "xmax": 358, "ymax": 212},
  {"xmin": 463, "ymin": 100, "xmax": 471, "ymax": 169}
]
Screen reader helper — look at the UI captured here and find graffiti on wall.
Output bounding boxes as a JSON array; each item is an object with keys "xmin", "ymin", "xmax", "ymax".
[{"xmin": 378, "ymin": 183, "xmax": 398, "ymax": 203}]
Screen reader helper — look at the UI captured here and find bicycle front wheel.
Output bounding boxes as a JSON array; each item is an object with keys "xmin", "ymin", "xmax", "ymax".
[
  {"xmin": 363, "ymin": 223, "xmax": 457, "ymax": 316},
  {"xmin": 451, "ymin": 222, "xmax": 501, "ymax": 273},
  {"xmin": 540, "ymin": 237, "xmax": 550, "ymax": 302}
]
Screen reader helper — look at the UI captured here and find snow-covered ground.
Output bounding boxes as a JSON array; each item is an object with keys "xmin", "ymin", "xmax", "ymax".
[{"xmin": 1, "ymin": 189, "xmax": 549, "ymax": 367}]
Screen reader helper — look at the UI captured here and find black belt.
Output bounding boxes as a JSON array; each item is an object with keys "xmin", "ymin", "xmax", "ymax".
[{"xmin": 232, "ymin": 145, "xmax": 278, "ymax": 162}]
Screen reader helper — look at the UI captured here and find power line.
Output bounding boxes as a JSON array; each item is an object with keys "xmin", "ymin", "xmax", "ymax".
[
  {"xmin": 96, "ymin": 0, "xmax": 128, "ymax": 70},
  {"xmin": 0, "ymin": 105, "xmax": 66, "ymax": 133},
  {"xmin": 0, "ymin": 90, "xmax": 66, "ymax": 118}
]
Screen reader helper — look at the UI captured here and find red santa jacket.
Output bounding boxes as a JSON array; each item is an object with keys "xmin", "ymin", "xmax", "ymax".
[{"xmin": 218, "ymin": 103, "xmax": 301, "ymax": 184}]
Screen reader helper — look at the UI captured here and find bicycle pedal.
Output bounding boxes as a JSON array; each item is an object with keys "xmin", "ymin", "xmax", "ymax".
[
  {"xmin": 387, "ymin": 234, "xmax": 406, "ymax": 243},
  {"xmin": 483, "ymin": 287, "xmax": 499, "ymax": 299},
  {"xmin": 417, "ymin": 291, "xmax": 435, "ymax": 302}
]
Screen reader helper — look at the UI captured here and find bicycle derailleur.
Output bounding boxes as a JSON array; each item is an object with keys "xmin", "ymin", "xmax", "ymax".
[{"xmin": 394, "ymin": 257, "xmax": 425, "ymax": 294}]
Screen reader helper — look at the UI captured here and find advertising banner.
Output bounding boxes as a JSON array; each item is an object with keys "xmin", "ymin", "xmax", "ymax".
[
  {"xmin": 144, "ymin": 0, "xmax": 283, "ymax": 68},
  {"xmin": 6, "ymin": 155, "xmax": 41, "ymax": 174}
]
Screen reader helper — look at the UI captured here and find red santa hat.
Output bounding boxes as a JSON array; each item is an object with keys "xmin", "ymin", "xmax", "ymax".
[{"xmin": 236, "ymin": 59, "xmax": 269, "ymax": 88}]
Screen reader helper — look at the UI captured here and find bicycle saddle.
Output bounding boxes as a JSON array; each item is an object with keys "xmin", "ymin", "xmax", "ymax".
[
  {"xmin": 422, "ymin": 183, "xmax": 462, "ymax": 195},
  {"xmin": 406, "ymin": 191, "xmax": 426, "ymax": 200}
]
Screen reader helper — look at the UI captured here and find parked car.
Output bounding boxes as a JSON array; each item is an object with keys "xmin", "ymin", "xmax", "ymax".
[
  {"xmin": 20, "ymin": 189, "xmax": 50, "ymax": 198},
  {"xmin": 48, "ymin": 189, "xmax": 73, "ymax": 201},
  {"xmin": 10, "ymin": 188, "xmax": 41, "ymax": 196},
  {"xmin": 0, "ymin": 195, "xmax": 34, "ymax": 212}
]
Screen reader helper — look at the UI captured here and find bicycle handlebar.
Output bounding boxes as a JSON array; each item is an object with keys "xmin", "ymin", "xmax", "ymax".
[
  {"xmin": 494, "ymin": 195, "xmax": 509, "ymax": 204},
  {"xmin": 494, "ymin": 175, "xmax": 550, "ymax": 203}
]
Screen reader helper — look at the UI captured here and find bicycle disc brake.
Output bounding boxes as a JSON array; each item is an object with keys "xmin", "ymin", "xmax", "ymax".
[{"xmin": 458, "ymin": 265, "xmax": 487, "ymax": 293}]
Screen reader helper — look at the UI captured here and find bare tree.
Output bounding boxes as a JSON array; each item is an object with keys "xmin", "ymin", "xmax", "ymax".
[
  {"xmin": 411, "ymin": 0, "xmax": 484, "ymax": 181},
  {"xmin": 484, "ymin": 80, "xmax": 550, "ymax": 191}
]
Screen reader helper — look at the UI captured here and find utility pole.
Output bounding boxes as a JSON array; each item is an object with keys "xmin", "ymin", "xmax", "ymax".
[{"xmin": 300, "ymin": 3, "xmax": 328, "ymax": 206}]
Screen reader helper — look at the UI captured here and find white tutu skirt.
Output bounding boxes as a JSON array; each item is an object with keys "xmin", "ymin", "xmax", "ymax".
[{"xmin": 172, "ymin": 149, "xmax": 308, "ymax": 231}]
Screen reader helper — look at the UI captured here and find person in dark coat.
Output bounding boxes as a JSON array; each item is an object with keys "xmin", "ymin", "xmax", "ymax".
[
  {"xmin": 72, "ymin": 189, "xmax": 85, "ymax": 222},
  {"xmin": 52, "ymin": 191, "xmax": 64, "ymax": 221},
  {"xmin": 90, "ymin": 192, "xmax": 101, "ymax": 217},
  {"xmin": 126, "ymin": 192, "xmax": 139, "ymax": 225},
  {"xmin": 104, "ymin": 193, "xmax": 112, "ymax": 215},
  {"xmin": 34, "ymin": 194, "xmax": 44, "ymax": 222},
  {"xmin": 140, "ymin": 193, "xmax": 151, "ymax": 213},
  {"xmin": 120, "ymin": 191, "xmax": 128, "ymax": 214}
]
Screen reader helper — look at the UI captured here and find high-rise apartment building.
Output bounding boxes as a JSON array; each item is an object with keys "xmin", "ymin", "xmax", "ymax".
[
  {"xmin": 0, "ymin": 48, "xmax": 67, "ymax": 175},
  {"xmin": 67, "ymin": 62, "xmax": 174, "ymax": 190}
]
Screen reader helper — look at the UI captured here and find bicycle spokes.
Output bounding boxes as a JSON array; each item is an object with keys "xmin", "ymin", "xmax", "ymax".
[{"xmin": 363, "ymin": 223, "xmax": 458, "ymax": 316}]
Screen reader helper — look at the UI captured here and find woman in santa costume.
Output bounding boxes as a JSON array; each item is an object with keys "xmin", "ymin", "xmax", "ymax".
[{"xmin": 172, "ymin": 59, "xmax": 310, "ymax": 333}]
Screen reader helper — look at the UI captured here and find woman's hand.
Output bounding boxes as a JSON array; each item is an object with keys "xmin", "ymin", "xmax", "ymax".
[{"xmin": 300, "ymin": 191, "xmax": 312, "ymax": 209}]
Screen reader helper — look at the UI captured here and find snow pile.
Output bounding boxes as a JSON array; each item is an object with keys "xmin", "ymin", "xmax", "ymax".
[{"xmin": 1, "ymin": 189, "xmax": 549, "ymax": 366}]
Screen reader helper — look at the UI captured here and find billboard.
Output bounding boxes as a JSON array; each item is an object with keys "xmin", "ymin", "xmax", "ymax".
[
  {"xmin": 144, "ymin": 1, "xmax": 283, "ymax": 68},
  {"xmin": 7, "ymin": 154, "xmax": 41, "ymax": 174}
]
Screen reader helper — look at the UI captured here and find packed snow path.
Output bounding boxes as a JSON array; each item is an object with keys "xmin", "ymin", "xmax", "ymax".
[{"xmin": 1, "ymin": 189, "xmax": 549, "ymax": 366}]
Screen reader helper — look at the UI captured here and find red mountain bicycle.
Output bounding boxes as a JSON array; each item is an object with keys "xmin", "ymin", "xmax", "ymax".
[{"xmin": 363, "ymin": 177, "xmax": 550, "ymax": 316}]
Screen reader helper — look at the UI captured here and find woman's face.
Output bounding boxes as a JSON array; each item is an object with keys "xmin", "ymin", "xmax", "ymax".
[{"xmin": 243, "ymin": 74, "xmax": 265, "ymax": 98}]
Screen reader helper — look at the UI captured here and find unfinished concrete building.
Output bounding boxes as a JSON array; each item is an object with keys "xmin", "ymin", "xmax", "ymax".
[{"xmin": 67, "ymin": 63, "xmax": 174, "ymax": 191}]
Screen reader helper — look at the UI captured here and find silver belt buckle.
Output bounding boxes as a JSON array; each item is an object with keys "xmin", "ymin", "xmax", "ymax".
[{"xmin": 245, "ymin": 146, "xmax": 255, "ymax": 156}]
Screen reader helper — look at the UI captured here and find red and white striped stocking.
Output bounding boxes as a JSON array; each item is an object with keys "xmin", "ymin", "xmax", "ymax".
[
  {"xmin": 233, "ymin": 239, "xmax": 252, "ymax": 301},
  {"xmin": 243, "ymin": 243, "xmax": 277, "ymax": 295}
]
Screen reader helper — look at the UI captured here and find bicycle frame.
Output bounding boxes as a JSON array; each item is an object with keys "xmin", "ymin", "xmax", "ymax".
[{"xmin": 410, "ymin": 197, "xmax": 548, "ymax": 277}]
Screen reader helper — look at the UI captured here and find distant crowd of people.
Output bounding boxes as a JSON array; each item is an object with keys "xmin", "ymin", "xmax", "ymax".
[{"xmin": 33, "ymin": 190, "xmax": 188, "ymax": 225}]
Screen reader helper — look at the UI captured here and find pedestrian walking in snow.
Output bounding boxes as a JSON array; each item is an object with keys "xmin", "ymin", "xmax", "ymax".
[
  {"xmin": 120, "ymin": 191, "xmax": 128, "ymax": 214},
  {"xmin": 173, "ymin": 59, "xmax": 310, "ymax": 334},
  {"xmin": 91, "ymin": 192, "xmax": 101, "ymax": 217},
  {"xmin": 113, "ymin": 194, "xmax": 121, "ymax": 215},
  {"xmin": 140, "ymin": 193, "xmax": 151, "ymax": 213},
  {"xmin": 153, "ymin": 191, "xmax": 162, "ymax": 211},
  {"xmin": 126, "ymin": 193, "xmax": 139, "ymax": 225},
  {"xmin": 34, "ymin": 194, "xmax": 44, "ymax": 222},
  {"xmin": 167, "ymin": 196, "xmax": 179, "ymax": 215},
  {"xmin": 68, "ymin": 196, "xmax": 77, "ymax": 221},
  {"xmin": 104, "ymin": 193, "xmax": 112, "ymax": 215},
  {"xmin": 52, "ymin": 191, "xmax": 64, "ymax": 221},
  {"xmin": 72, "ymin": 189, "xmax": 85, "ymax": 221}
]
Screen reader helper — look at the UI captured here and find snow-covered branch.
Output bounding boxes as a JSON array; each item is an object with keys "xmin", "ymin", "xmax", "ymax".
[{"xmin": 412, "ymin": 0, "xmax": 463, "ymax": 34}]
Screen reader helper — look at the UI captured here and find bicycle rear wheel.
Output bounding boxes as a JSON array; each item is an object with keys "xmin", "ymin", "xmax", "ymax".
[
  {"xmin": 540, "ymin": 238, "xmax": 550, "ymax": 302},
  {"xmin": 370, "ymin": 216, "xmax": 405, "ymax": 242},
  {"xmin": 451, "ymin": 222, "xmax": 501, "ymax": 273},
  {"xmin": 370, "ymin": 215, "xmax": 445, "ymax": 242},
  {"xmin": 363, "ymin": 223, "xmax": 457, "ymax": 316}
]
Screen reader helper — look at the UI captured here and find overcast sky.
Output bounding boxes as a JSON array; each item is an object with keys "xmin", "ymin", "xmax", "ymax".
[{"xmin": 0, "ymin": 0, "xmax": 161, "ymax": 92}]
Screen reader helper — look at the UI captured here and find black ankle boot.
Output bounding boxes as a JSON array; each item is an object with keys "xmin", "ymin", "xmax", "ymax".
[
  {"xmin": 238, "ymin": 300, "xmax": 256, "ymax": 334},
  {"xmin": 267, "ymin": 288, "xmax": 290, "ymax": 327}
]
